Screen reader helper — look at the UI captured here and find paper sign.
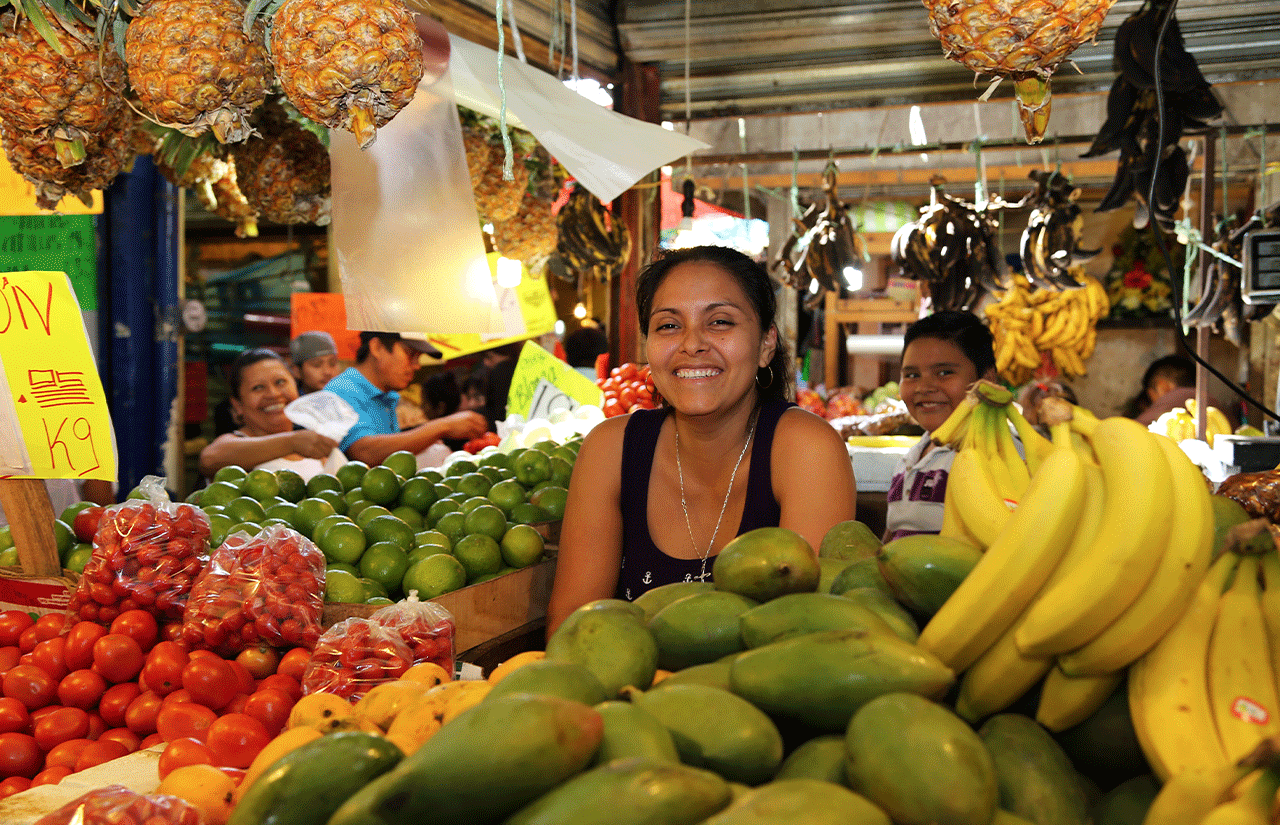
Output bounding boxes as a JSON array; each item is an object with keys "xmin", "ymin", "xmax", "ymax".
[
  {"xmin": 0, "ymin": 151, "xmax": 102, "ymax": 216},
  {"xmin": 291, "ymin": 293, "xmax": 362, "ymax": 361},
  {"xmin": 424, "ymin": 255, "xmax": 558, "ymax": 360},
  {"xmin": 506, "ymin": 341, "xmax": 603, "ymax": 419},
  {"xmin": 0, "ymin": 215, "xmax": 98, "ymax": 311},
  {"xmin": 0, "ymin": 271, "xmax": 116, "ymax": 480}
]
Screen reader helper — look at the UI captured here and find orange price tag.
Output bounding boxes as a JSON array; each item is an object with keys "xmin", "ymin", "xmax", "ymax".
[{"xmin": 290, "ymin": 293, "xmax": 361, "ymax": 361}]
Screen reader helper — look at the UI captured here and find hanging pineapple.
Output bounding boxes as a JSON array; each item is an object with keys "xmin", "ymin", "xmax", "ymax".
[
  {"xmin": 267, "ymin": 0, "xmax": 424, "ymax": 148},
  {"xmin": 0, "ymin": 11, "xmax": 127, "ymax": 167},
  {"xmin": 925, "ymin": 0, "xmax": 1117, "ymax": 143},
  {"xmin": 492, "ymin": 144, "xmax": 564, "ymax": 264},
  {"xmin": 459, "ymin": 109, "xmax": 532, "ymax": 223},
  {"xmin": 1, "ymin": 106, "xmax": 138, "ymax": 210},
  {"xmin": 231, "ymin": 99, "xmax": 330, "ymax": 226},
  {"xmin": 124, "ymin": 0, "xmax": 272, "ymax": 143}
]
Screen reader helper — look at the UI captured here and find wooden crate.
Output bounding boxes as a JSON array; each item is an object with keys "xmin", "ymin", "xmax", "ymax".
[{"xmin": 0, "ymin": 479, "xmax": 77, "ymax": 615}]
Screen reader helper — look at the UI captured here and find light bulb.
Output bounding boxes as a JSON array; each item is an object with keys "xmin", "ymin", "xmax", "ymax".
[
  {"xmin": 843, "ymin": 266, "xmax": 863, "ymax": 290},
  {"xmin": 495, "ymin": 256, "xmax": 523, "ymax": 288},
  {"xmin": 573, "ymin": 302, "xmax": 587, "ymax": 319}
]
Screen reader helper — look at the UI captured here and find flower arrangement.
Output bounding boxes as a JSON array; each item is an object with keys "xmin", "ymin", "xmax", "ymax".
[{"xmin": 1103, "ymin": 225, "xmax": 1182, "ymax": 319}]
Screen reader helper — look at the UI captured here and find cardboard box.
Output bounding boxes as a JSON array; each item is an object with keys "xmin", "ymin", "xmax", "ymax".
[{"xmin": 0, "ymin": 567, "xmax": 76, "ymax": 616}]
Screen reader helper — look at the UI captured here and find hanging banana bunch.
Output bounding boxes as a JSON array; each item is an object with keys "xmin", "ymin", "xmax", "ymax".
[
  {"xmin": 1020, "ymin": 169, "xmax": 1099, "ymax": 290},
  {"xmin": 773, "ymin": 164, "xmax": 866, "ymax": 309},
  {"xmin": 554, "ymin": 182, "xmax": 632, "ymax": 286},
  {"xmin": 985, "ymin": 271, "xmax": 1110, "ymax": 385}
]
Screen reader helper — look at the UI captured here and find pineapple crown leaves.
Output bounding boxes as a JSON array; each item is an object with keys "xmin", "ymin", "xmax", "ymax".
[
  {"xmin": 3, "ymin": 0, "xmax": 98, "ymax": 55},
  {"xmin": 242, "ymin": 0, "xmax": 284, "ymax": 49},
  {"xmin": 274, "ymin": 96, "xmax": 329, "ymax": 148},
  {"xmin": 148, "ymin": 124, "xmax": 220, "ymax": 182}
]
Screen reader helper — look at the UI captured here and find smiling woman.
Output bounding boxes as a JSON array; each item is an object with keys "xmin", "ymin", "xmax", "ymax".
[
  {"xmin": 546, "ymin": 246, "xmax": 858, "ymax": 634},
  {"xmin": 197, "ymin": 348, "xmax": 339, "ymax": 482}
]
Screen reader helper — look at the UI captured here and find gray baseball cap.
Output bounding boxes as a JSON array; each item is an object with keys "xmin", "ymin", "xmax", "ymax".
[{"xmin": 290, "ymin": 331, "xmax": 338, "ymax": 364}]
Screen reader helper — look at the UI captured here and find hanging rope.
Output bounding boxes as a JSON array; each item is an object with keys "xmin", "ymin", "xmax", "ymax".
[
  {"xmin": 504, "ymin": 0, "xmax": 525, "ymax": 63},
  {"xmin": 568, "ymin": 0, "xmax": 580, "ymax": 83},
  {"xmin": 790, "ymin": 147, "xmax": 801, "ymax": 221},
  {"xmin": 494, "ymin": 0, "xmax": 513, "ymax": 180},
  {"xmin": 738, "ymin": 118, "xmax": 751, "ymax": 222}
]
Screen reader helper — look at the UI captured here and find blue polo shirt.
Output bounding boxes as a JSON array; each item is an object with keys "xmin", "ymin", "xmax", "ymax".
[{"xmin": 326, "ymin": 367, "xmax": 399, "ymax": 452}]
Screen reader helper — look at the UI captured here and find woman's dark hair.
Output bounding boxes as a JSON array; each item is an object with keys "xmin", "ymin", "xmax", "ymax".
[
  {"xmin": 635, "ymin": 245, "xmax": 792, "ymax": 403},
  {"xmin": 229, "ymin": 348, "xmax": 289, "ymax": 399},
  {"xmin": 422, "ymin": 371, "xmax": 461, "ymax": 416},
  {"xmin": 901, "ymin": 311, "xmax": 997, "ymax": 378}
]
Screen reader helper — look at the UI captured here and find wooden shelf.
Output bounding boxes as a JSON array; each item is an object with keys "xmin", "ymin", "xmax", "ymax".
[{"xmin": 824, "ymin": 293, "xmax": 920, "ymax": 387}]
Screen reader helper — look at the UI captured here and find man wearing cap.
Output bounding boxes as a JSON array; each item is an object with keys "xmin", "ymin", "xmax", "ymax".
[
  {"xmin": 325, "ymin": 331, "xmax": 488, "ymax": 466},
  {"xmin": 289, "ymin": 331, "xmax": 342, "ymax": 394}
]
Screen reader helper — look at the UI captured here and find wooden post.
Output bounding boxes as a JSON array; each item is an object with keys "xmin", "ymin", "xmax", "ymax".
[
  {"xmin": 0, "ymin": 479, "xmax": 61, "ymax": 576},
  {"xmin": 1196, "ymin": 132, "xmax": 1215, "ymax": 440}
]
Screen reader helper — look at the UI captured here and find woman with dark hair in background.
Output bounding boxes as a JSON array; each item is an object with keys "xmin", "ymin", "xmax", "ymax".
[{"xmin": 547, "ymin": 246, "xmax": 857, "ymax": 632}]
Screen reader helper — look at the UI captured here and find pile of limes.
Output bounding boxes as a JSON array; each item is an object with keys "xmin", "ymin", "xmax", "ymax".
[
  {"xmin": 0, "ymin": 506, "xmax": 89, "ymax": 573},
  {"xmin": 184, "ymin": 438, "xmax": 580, "ymax": 607}
]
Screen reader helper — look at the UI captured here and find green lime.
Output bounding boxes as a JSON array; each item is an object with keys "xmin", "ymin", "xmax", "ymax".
[
  {"xmin": 237, "ymin": 521, "xmax": 263, "ymax": 535},
  {"xmin": 275, "ymin": 469, "xmax": 307, "ymax": 502},
  {"xmin": 434, "ymin": 481, "xmax": 456, "ymax": 497},
  {"xmin": 500, "ymin": 524, "xmax": 545, "ymax": 568},
  {"xmin": 325, "ymin": 568, "xmax": 366, "ymax": 603},
  {"xmin": 311, "ymin": 513, "xmax": 352, "ymax": 547},
  {"xmin": 434, "ymin": 511, "xmax": 467, "ymax": 546},
  {"xmin": 529, "ymin": 480, "xmax": 556, "ymax": 494},
  {"xmin": 366, "ymin": 596, "xmax": 395, "ymax": 606},
  {"xmin": 551, "ymin": 446, "xmax": 578, "ymax": 466},
  {"xmin": 317, "ymin": 520, "xmax": 367, "ymax": 564},
  {"xmin": 313, "ymin": 488, "xmax": 348, "ymax": 516},
  {"xmin": 446, "ymin": 458, "xmax": 478, "ymax": 477},
  {"xmin": 264, "ymin": 502, "xmax": 298, "ymax": 524},
  {"xmin": 408, "ymin": 545, "xmax": 438, "ymax": 566},
  {"xmin": 471, "ymin": 568, "xmax": 516, "ymax": 584},
  {"xmin": 460, "ymin": 496, "xmax": 493, "ymax": 515},
  {"xmin": 0, "ymin": 523, "xmax": 12, "ymax": 550},
  {"xmin": 510, "ymin": 502, "xmax": 552, "ymax": 524},
  {"xmin": 212, "ymin": 465, "xmax": 247, "ymax": 485},
  {"xmin": 398, "ymin": 477, "xmax": 439, "ymax": 514},
  {"xmin": 185, "ymin": 488, "xmax": 206, "ymax": 505},
  {"xmin": 477, "ymin": 466, "xmax": 505, "ymax": 485},
  {"xmin": 530, "ymin": 439, "xmax": 560, "ymax": 455},
  {"xmin": 0, "ymin": 546, "xmax": 18, "ymax": 568},
  {"xmin": 344, "ymin": 487, "xmax": 367, "ymax": 506},
  {"xmin": 455, "ymin": 472, "xmax": 492, "ymax": 499},
  {"xmin": 64, "ymin": 543, "xmax": 92, "ymax": 575},
  {"xmin": 478, "ymin": 451, "xmax": 512, "ymax": 470},
  {"xmin": 444, "ymin": 492, "xmax": 469, "ymax": 506},
  {"xmin": 208, "ymin": 514, "xmax": 236, "ymax": 547},
  {"xmin": 390, "ymin": 506, "xmax": 425, "ymax": 531},
  {"xmin": 242, "ymin": 469, "xmax": 282, "ymax": 502},
  {"xmin": 291, "ymin": 497, "xmax": 337, "ymax": 538},
  {"xmin": 426, "ymin": 498, "xmax": 461, "ymax": 527},
  {"xmin": 359, "ymin": 577, "xmax": 389, "ymax": 602},
  {"xmin": 487, "ymin": 479, "xmax": 527, "ymax": 515},
  {"xmin": 402, "ymin": 553, "xmax": 467, "ymax": 599},
  {"xmin": 59, "ymin": 501, "xmax": 95, "ymax": 525},
  {"xmin": 361, "ymin": 466, "xmax": 404, "ymax": 506},
  {"xmin": 202, "ymin": 504, "xmax": 226, "ymax": 517},
  {"xmin": 336, "ymin": 461, "xmax": 369, "ymax": 492},
  {"xmin": 326, "ymin": 561, "xmax": 360, "ymax": 578},
  {"xmin": 418, "ymin": 469, "xmax": 444, "ymax": 483},
  {"xmin": 126, "ymin": 486, "xmax": 148, "ymax": 500},
  {"xmin": 347, "ymin": 499, "xmax": 374, "ymax": 522},
  {"xmin": 363, "ymin": 514, "xmax": 416, "ymax": 551},
  {"xmin": 548, "ymin": 457, "xmax": 574, "ymax": 489},
  {"xmin": 415, "ymin": 530, "xmax": 452, "ymax": 551},
  {"xmin": 355, "ymin": 505, "xmax": 394, "ymax": 530},
  {"xmin": 201, "ymin": 481, "xmax": 243, "ymax": 507},
  {"xmin": 265, "ymin": 496, "xmax": 292, "ymax": 509},
  {"xmin": 305, "ymin": 473, "xmax": 344, "ymax": 497},
  {"xmin": 225, "ymin": 496, "xmax": 268, "ymax": 524},
  {"xmin": 514, "ymin": 450, "xmax": 552, "ymax": 487},
  {"xmin": 261, "ymin": 518, "xmax": 293, "ymax": 529},
  {"xmin": 52, "ymin": 519, "xmax": 74, "ymax": 560},
  {"xmin": 464, "ymin": 504, "xmax": 508, "ymax": 542},
  {"xmin": 453, "ymin": 534, "xmax": 503, "ymax": 581},
  {"xmin": 382, "ymin": 450, "xmax": 419, "ymax": 480},
  {"xmin": 360, "ymin": 542, "xmax": 410, "ymax": 597},
  {"xmin": 529, "ymin": 486, "xmax": 568, "ymax": 520}
]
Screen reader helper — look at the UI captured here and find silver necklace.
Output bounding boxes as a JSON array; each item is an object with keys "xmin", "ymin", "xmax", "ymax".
[{"xmin": 674, "ymin": 414, "xmax": 758, "ymax": 581}]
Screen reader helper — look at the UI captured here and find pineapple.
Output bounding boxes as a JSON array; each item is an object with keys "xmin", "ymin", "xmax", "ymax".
[
  {"xmin": 200, "ymin": 157, "xmax": 259, "ymax": 238},
  {"xmin": 1, "ymin": 106, "xmax": 137, "ymax": 210},
  {"xmin": 493, "ymin": 192, "xmax": 557, "ymax": 262},
  {"xmin": 925, "ymin": 0, "xmax": 1117, "ymax": 143},
  {"xmin": 231, "ymin": 99, "xmax": 329, "ymax": 226},
  {"xmin": 473, "ymin": 136, "xmax": 529, "ymax": 223},
  {"xmin": 124, "ymin": 0, "xmax": 272, "ymax": 143},
  {"xmin": 0, "ymin": 11, "xmax": 127, "ymax": 167},
  {"xmin": 269, "ymin": 0, "xmax": 423, "ymax": 149},
  {"xmin": 462, "ymin": 125, "xmax": 491, "ymax": 192}
]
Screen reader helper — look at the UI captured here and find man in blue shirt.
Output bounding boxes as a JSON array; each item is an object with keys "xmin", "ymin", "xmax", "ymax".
[{"xmin": 327, "ymin": 332, "xmax": 487, "ymax": 466}]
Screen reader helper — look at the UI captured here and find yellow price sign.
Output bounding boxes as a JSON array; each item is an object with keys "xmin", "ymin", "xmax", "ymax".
[
  {"xmin": 421, "ymin": 254, "xmax": 558, "ymax": 361},
  {"xmin": 0, "ymin": 271, "xmax": 115, "ymax": 480},
  {"xmin": 506, "ymin": 340, "xmax": 603, "ymax": 420}
]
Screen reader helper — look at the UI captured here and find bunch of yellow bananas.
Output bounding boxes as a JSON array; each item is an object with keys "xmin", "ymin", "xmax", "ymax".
[
  {"xmin": 922, "ymin": 382, "xmax": 1214, "ymax": 744},
  {"xmin": 1150, "ymin": 398, "xmax": 1234, "ymax": 447},
  {"xmin": 984, "ymin": 272, "xmax": 1110, "ymax": 385}
]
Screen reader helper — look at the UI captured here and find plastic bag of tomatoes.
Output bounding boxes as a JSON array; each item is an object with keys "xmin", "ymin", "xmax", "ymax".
[
  {"xmin": 301, "ymin": 617, "xmax": 413, "ymax": 701},
  {"xmin": 69, "ymin": 476, "xmax": 210, "ymax": 627},
  {"xmin": 370, "ymin": 593, "xmax": 455, "ymax": 675},
  {"xmin": 34, "ymin": 785, "xmax": 202, "ymax": 825},
  {"xmin": 180, "ymin": 524, "xmax": 325, "ymax": 656}
]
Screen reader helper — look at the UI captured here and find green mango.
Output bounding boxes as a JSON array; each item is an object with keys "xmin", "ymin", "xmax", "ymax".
[
  {"xmin": 484, "ymin": 659, "xmax": 608, "ymax": 707},
  {"xmin": 978, "ymin": 714, "xmax": 1090, "ymax": 825},
  {"xmin": 628, "ymin": 683, "xmax": 783, "ymax": 786},
  {"xmin": 591, "ymin": 700, "xmax": 679, "ymax": 766},
  {"xmin": 712, "ymin": 527, "xmax": 820, "ymax": 602},
  {"xmin": 1210, "ymin": 494, "xmax": 1251, "ymax": 555},
  {"xmin": 504, "ymin": 757, "xmax": 732, "ymax": 825},
  {"xmin": 876, "ymin": 534, "xmax": 982, "ymax": 616},
  {"xmin": 633, "ymin": 581, "xmax": 714, "ymax": 622},
  {"xmin": 547, "ymin": 604, "xmax": 658, "ymax": 698},
  {"xmin": 729, "ymin": 629, "xmax": 954, "ymax": 731},
  {"xmin": 700, "ymin": 779, "xmax": 891, "ymax": 825},
  {"xmin": 1092, "ymin": 775, "xmax": 1159, "ymax": 825},
  {"xmin": 818, "ymin": 520, "xmax": 883, "ymax": 560},
  {"xmin": 738, "ymin": 593, "xmax": 897, "ymax": 648},
  {"xmin": 648, "ymin": 590, "xmax": 757, "ymax": 670},
  {"xmin": 838, "ymin": 587, "xmax": 919, "ymax": 643},
  {"xmin": 829, "ymin": 557, "xmax": 894, "ymax": 599},
  {"xmin": 845, "ymin": 693, "xmax": 998, "ymax": 825},
  {"xmin": 775, "ymin": 735, "xmax": 846, "ymax": 784},
  {"xmin": 651, "ymin": 659, "xmax": 734, "ymax": 692},
  {"xmin": 327, "ymin": 694, "xmax": 602, "ymax": 825},
  {"xmin": 817, "ymin": 557, "xmax": 855, "ymax": 593},
  {"xmin": 1053, "ymin": 680, "xmax": 1147, "ymax": 789},
  {"xmin": 577, "ymin": 598, "xmax": 646, "ymax": 620}
]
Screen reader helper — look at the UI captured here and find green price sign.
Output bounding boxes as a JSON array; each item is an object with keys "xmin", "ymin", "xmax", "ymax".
[{"xmin": 0, "ymin": 215, "xmax": 97, "ymax": 311}]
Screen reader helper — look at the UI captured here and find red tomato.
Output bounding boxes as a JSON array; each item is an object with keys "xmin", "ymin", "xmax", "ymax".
[
  {"xmin": 225, "ymin": 692, "xmax": 250, "ymax": 714},
  {"xmin": 0, "ymin": 646, "xmax": 21, "ymax": 674},
  {"xmin": 257, "ymin": 673, "xmax": 302, "ymax": 702},
  {"xmin": 235, "ymin": 647, "xmax": 280, "ymax": 680},
  {"xmin": 0, "ymin": 611, "xmax": 31, "ymax": 648},
  {"xmin": 0, "ymin": 732, "xmax": 42, "ymax": 778},
  {"xmin": 56, "ymin": 669, "xmax": 106, "ymax": 711},
  {"xmin": 110, "ymin": 610, "xmax": 159, "ymax": 653},
  {"xmin": 62, "ymin": 621, "xmax": 108, "ymax": 672},
  {"xmin": 33, "ymin": 706, "xmax": 90, "ymax": 751},
  {"xmin": 30, "ymin": 636, "xmax": 68, "ymax": 681},
  {"xmin": 72, "ymin": 505, "xmax": 106, "ymax": 543},
  {"xmin": 0, "ymin": 697, "xmax": 29, "ymax": 736},
  {"xmin": 161, "ymin": 622, "xmax": 186, "ymax": 644},
  {"xmin": 187, "ymin": 649, "xmax": 221, "ymax": 662},
  {"xmin": 33, "ymin": 613, "xmax": 66, "ymax": 636},
  {"xmin": 92, "ymin": 633, "xmax": 144, "ymax": 684},
  {"xmin": 31, "ymin": 764, "xmax": 72, "ymax": 786},
  {"xmin": 3, "ymin": 664, "xmax": 57, "ymax": 710},
  {"xmin": 85, "ymin": 712, "xmax": 106, "ymax": 741},
  {"xmin": 97, "ymin": 727, "xmax": 141, "ymax": 753},
  {"xmin": 139, "ymin": 731, "xmax": 164, "ymax": 749},
  {"xmin": 97, "ymin": 682, "xmax": 141, "ymax": 728},
  {"xmin": 277, "ymin": 648, "xmax": 310, "ymax": 682},
  {"xmin": 124, "ymin": 690, "xmax": 164, "ymax": 736},
  {"xmin": 227, "ymin": 660, "xmax": 255, "ymax": 695},
  {"xmin": 0, "ymin": 776, "xmax": 31, "ymax": 799},
  {"xmin": 73, "ymin": 738, "xmax": 128, "ymax": 771},
  {"xmin": 43, "ymin": 738, "xmax": 92, "ymax": 770},
  {"xmin": 141, "ymin": 641, "xmax": 190, "ymax": 696},
  {"xmin": 242, "ymin": 689, "xmax": 292, "ymax": 736},
  {"xmin": 162, "ymin": 689, "xmax": 194, "ymax": 708},
  {"xmin": 205, "ymin": 713, "xmax": 270, "ymax": 769},
  {"xmin": 156, "ymin": 702, "xmax": 217, "ymax": 743},
  {"xmin": 157, "ymin": 737, "xmax": 214, "ymax": 780},
  {"xmin": 181, "ymin": 657, "xmax": 237, "ymax": 710}
]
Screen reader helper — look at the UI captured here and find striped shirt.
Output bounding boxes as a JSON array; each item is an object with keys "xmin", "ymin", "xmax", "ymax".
[{"xmin": 883, "ymin": 435, "xmax": 954, "ymax": 542}]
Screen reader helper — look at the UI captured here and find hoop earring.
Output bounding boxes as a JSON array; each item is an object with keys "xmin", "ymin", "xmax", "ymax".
[{"xmin": 756, "ymin": 365, "xmax": 774, "ymax": 389}]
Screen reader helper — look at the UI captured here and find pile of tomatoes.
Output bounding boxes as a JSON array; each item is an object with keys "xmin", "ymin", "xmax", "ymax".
[
  {"xmin": 597, "ymin": 362, "xmax": 657, "ymax": 418},
  {"xmin": 0, "ymin": 607, "xmax": 313, "ymax": 800},
  {"xmin": 301, "ymin": 618, "xmax": 412, "ymax": 701}
]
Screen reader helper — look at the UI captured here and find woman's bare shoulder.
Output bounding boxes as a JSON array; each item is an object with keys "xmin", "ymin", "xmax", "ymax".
[{"xmin": 775, "ymin": 405, "xmax": 846, "ymax": 447}]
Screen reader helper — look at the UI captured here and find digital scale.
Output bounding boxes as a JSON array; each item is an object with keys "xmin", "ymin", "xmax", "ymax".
[
  {"xmin": 1215, "ymin": 435, "xmax": 1280, "ymax": 473},
  {"xmin": 1240, "ymin": 227, "xmax": 1280, "ymax": 304}
]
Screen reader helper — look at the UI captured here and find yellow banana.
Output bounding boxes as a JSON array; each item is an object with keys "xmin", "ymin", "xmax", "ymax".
[
  {"xmin": 1199, "ymin": 768, "xmax": 1280, "ymax": 825},
  {"xmin": 1057, "ymin": 434, "xmax": 1214, "ymax": 677},
  {"xmin": 947, "ymin": 419, "xmax": 1013, "ymax": 548},
  {"xmin": 930, "ymin": 390, "xmax": 981, "ymax": 448},
  {"xmin": 1035, "ymin": 666, "xmax": 1123, "ymax": 733},
  {"xmin": 918, "ymin": 437, "xmax": 1086, "ymax": 673},
  {"xmin": 990, "ymin": 405, "xmax": 1031, "ymax": 498},
  {"xmin": 1141, "ymin": 762, "xmax": 1256, "ymax": 825},
  {"xmin": 1258, "ymin": 552, "xmax": 1280, "ymax": 697},
  {"xmin": 938, "ymin": 469, "xmax": 982, "ymax": 546},
  {"xmin": 1005, "ymin": 402, "xmax": 1053, "ymax": 475},
  {"xmin": 979, "ymin": 406, "xmax": 1023, "ymax": 507},
  {"xmin": 1014, "ymin": 418, "xmax": 1174, "ymax": 657},
  {"xmin": 1129, "ymin": 552, "xmax": 1238, "ymax": 780},
  {"xmin": 1208, "ymin": 555, "xmax": 1280, "ymax": 763}
]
